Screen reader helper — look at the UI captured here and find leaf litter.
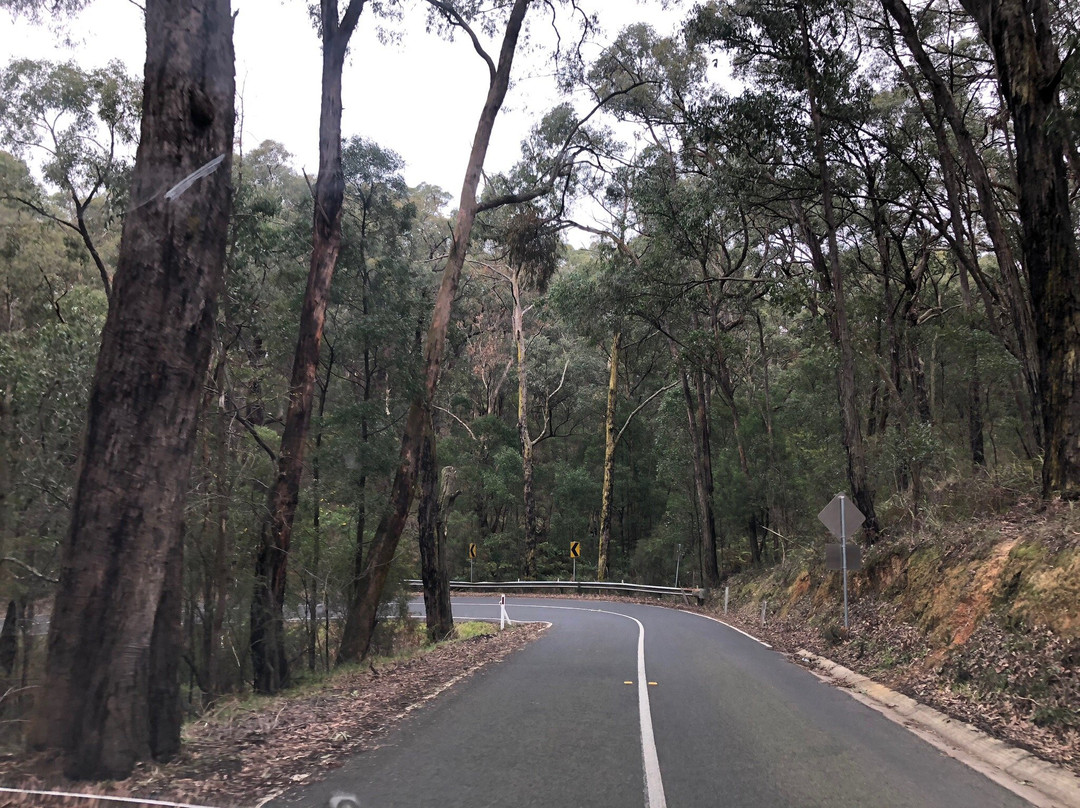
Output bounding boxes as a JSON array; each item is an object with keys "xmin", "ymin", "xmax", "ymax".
[{"xmin": 0, "ymin": 623, "xmax": 545, "ymax": 808}]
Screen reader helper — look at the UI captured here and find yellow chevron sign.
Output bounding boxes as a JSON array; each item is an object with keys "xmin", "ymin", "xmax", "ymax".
[{"xmin": 570, "ymin": 541, "xmax": 581, "ymax": 558}]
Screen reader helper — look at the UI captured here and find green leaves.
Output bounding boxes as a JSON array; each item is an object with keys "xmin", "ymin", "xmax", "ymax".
[{"xmin": 0, "ymin": 59, "xmax": 139, "ymax": 200}]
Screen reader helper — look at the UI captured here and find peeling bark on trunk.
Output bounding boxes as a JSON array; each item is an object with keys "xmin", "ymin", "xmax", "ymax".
[
  {"xmin": 958, "ymin": 0, "xmax": 1080, "ymax": 498},
  {"xmin": 597, "ymin": 332, "xmax": 619, "ymax": 581},
  {"xmin": 512, "ymin": 270, "xmax": 542, "ymax": 577},
  {"xmin": 251, "ymin": 0, "xmax": 367, "ymax": 694},
  {"xmin": 337, "ymin": 0, "xmax": 532, "ymax": 662},
  {"xmin": 29, "ymin": 0, "xmax": 234, "ymax": 779}
]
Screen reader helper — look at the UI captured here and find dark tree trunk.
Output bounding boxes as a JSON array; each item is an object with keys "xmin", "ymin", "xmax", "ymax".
[
  {"xmin": 678, "ymin": 361, "xmax": 721, "ymax": 587},
  {"xmin": 882, "ymin": 0, "xmax": 1042, "ymax": 437},
  {"xmin": 148, "ymin": 541, "xmax": 182, "ymax": 761},
  {"xmin": 418, "ymin": 414, "xmax": 453, "ymax": 642},
  {"xmin": 797, "ymin": 6, "xmax": 878, "ymax": 539},
  {"xmin": 337, "ymin": 0, "xmax": 532, "ymax": 663},
  {"xmin": 511, "ymin": 270, "xmax": 543, "ymax": 577},
  {"xmin": 0, "ymin": 600, "xmax": 16, "ymax": 676},
  {"xmin": 29, "ymin": 0, "xmax": 234, "ymax": 779},
  {"xmin": 250, "ymin": 0, "xmax": 367, "ymax": 694},
  {"xmin": 958, "ymin": 0, "xmax": 1080, "ymax": 498}
]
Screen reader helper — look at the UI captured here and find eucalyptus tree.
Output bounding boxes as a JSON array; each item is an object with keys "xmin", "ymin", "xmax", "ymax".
[
  {"xmin": 876, "ymin": 0, "xmax": 1040, "ymax": 448},
  {"xmin": 329, "ymin": 139, "xmax": 436, "ymax": 643},
  {"xmin": 28, "ymin": 0, "xmax": 235, "ymax": 780},
  {"xmin": 688, "ymin": 0, "xmax": 883, "ymax": 538},
  {"xmin": 337, "ymin": 0, "xmax": 534, "ymax": 661},
  {"xmin": 548, "ymin": 247, "xmax": 676, "ymax": 580},
  {"xmin": 953, "ymin": 0, "xmax": 1080, "ymax": 498},
  {"xmin": 474, "ymin": 201, "xmax": 567, "ymax": 576},
  {"xmin": 251, "ymin": 0, "xmax": 378, "ymax": 694},
  {"xmin": 0, "ymin": 58, "xmax": 140, "ymax": 302},
  {"xmin": 337, "ymin": 0, "xmax": 637, "ymax": 659}
]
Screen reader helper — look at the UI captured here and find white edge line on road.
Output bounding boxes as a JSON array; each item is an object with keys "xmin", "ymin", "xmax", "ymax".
[
  {"xmin": 0, "ymin": 787, "xmax": 223, "ymax": 808},
  {"xmin": 683, "ymin": 610, "xmax": 773, "ymax": 648},
  {"xmin": 509, "ymin": 603, "xmax": 668, "ymax": 808}
]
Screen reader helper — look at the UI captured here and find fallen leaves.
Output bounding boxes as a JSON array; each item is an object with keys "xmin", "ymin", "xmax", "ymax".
[{"xmin": 0, "ymin": 624, "xmax": 545, "ymax": 807}]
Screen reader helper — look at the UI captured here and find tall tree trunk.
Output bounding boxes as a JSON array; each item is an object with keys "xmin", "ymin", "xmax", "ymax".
[
  {"xmin": 148, "ymin": 540, "xmax": 182, "ymax": 761},
  {"xmin": 29, "ymin": 0, "xmax": 234, "ymax": 779},
  {"xmin": 250, "ymin": 0, "xmax": 367, "ymax": 694},
  {"xmin": 0, "ymin": 600, "xmax": 16, "ymax": 676},
  {"xmin": 678, "ymin": 361, "xmax": 721, "ymax": 587},
  {"xmin": 208, "ymin": 411, "xmax": 232, "ymax": 695},
  {"xmin": 597, "ymin": 332, "xmax": 620, "ymax": 581},
  {"xmin": 958, "ymin": 0, "xmax": 1080, "ymax": 498},
  {"xmin": 337, "ymin": 0, "xmax": 532, "ymax": 663},
  {"xmin": 418, "ymin": 414, "xmax": 453, "ymax": 641},
  {"xmin": 882, "ymin": 0, "xmax": 1042, "ymax": 438},
  {"xmin": 308, "ymin": 349, "xmax": 332, "ymax": 671},
  {"xmin": 512, "ymin": 270, "xmax": 542, "ymax": 577},
  {"xmin": 798, "ymin": 6, "xmax": 878, "ymax": 538}
]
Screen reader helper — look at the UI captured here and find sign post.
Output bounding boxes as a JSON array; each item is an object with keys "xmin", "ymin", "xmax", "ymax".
[
  {"xmin": 818, "ymin": 493, "xmax": 865, "ymax": 630},
  {"xmin": 674, "ymin": 543, "xmax": 682, "ymax": 587}
]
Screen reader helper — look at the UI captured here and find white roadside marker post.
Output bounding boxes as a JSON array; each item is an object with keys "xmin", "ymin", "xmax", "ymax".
[{"xmin": 499, "ymin": 594, "xmax": 508, "ymax": 629}]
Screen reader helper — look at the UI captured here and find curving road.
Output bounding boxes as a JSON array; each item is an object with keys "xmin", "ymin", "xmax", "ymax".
[{"xmin": 274, "ymin": 597, "xmax": 1031, "ymax": 808}]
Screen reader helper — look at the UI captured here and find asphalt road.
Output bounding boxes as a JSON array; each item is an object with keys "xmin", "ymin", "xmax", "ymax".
[{"xmin": 274, "ymin": 597, "xmax": 1032, "ymax": 808}]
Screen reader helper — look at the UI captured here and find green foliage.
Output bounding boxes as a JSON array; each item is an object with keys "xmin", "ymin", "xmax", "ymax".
[
  {"xmin": 0, "ymin": 58, "xmax": 138, "ymax": 202},
  {"xmin": 455, "ymin": 620, "xmax": 496, "ymax": 639},
  {"xmin": 2, "ymin": 0, "xmax": 1062, "ymax": 717}
]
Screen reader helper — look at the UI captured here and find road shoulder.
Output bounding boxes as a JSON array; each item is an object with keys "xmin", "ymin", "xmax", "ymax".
[{"xmin": 798, "ymin": 649, "xmax": 1080, "ymax": 808}]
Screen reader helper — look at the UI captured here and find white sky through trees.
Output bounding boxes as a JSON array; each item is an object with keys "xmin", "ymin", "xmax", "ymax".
[{"xmin": 4, "ymin": 0, "xmax": 684, "ymax": 204}]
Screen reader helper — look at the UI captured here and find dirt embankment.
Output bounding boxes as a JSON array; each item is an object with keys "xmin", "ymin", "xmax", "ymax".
[{"xmin": 715, "ymin": 497, "xmax": 1080, "ymax": 774}]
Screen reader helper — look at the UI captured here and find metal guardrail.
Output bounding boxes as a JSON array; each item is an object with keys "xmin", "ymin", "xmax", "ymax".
[{"xmin": 405, "ymin": 579, "xmax": 705, "ymax": 605}]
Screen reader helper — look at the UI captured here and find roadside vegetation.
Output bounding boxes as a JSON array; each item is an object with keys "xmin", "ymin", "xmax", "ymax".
[
  {"xmin": 0, "ymin": 619, "xmax": 540, "ymax": 807},
  {"xmin": 1, "ymin": 0, "xmax": 1078, "ymax": 786},
  {"xmin": 716, "ymin": 476, "xmax": 1080, "ymax": 773}
]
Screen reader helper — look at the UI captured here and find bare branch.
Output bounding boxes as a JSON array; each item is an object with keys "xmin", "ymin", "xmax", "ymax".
[
  {"xmin": 476, "ymin": 81, "xmax": 649, "ymax": 214},
  {"xmin": 0, "ymin": 556, "xmax": 58, "ymax": 583},
  {"xmin": 224, "ymin": 393, "xmax": 278, "ymax": 462},
  {"xmin": 531, "ymin": 357, "xmax": 570, "ymax": 448},
  {"xmin": 425, "ymin": 0, "xmax": 496, "ymax": 81},
  {"xmin": 615, "ymin": 381, "xmax": 678, "ymax": 445},
  {"xmin": 434, "ymin": 405, "xmax": 477, "ymax": 441}
]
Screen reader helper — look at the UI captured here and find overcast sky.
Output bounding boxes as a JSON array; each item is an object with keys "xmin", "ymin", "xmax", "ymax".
[{"xmin": 4, "ymin": 0, "xmax": 686, "ymax": 198}]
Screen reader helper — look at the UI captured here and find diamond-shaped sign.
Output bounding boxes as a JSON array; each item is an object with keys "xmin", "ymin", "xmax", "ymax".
[{"xmin": 818, "ymin": 494, "xmax": 865, "ymax": 540}]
